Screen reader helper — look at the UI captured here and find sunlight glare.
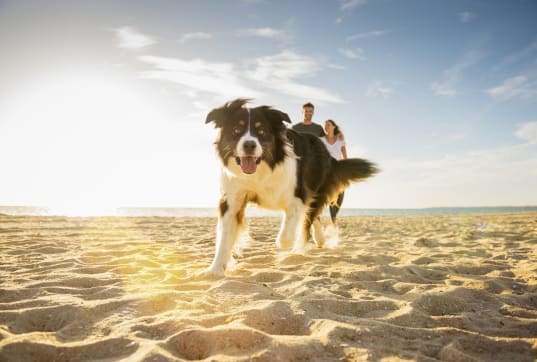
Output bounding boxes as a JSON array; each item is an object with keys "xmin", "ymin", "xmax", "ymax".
[{"xmin": 4, "ymin": 71, "xmax": 169, "ymax": 215}]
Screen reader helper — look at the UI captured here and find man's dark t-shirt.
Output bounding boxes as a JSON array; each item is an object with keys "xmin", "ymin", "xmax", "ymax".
[{"xmin": 292, "ymin": 123, "xmax": 325, "ymax": 137}]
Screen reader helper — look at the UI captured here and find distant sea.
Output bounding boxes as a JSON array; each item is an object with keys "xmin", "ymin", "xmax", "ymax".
[{"xmin": 1, "ymin": 205, "xmax": 537, "ymax": 217}]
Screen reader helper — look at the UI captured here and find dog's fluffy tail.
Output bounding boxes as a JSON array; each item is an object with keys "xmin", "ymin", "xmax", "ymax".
[{"xmin": 333, "ymin": 158, "xmax": 379, "ymax": 189}]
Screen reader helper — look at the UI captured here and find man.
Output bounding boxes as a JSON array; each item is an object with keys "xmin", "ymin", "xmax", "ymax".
[{"xmin": 292, "ymin": 102, "xmax": 325, "ymax": 137}]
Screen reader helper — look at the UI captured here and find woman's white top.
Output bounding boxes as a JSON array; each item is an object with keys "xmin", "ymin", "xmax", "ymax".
[{"xmin": 321, "ymin": 137, "xmax": 345, "ymax": 160}]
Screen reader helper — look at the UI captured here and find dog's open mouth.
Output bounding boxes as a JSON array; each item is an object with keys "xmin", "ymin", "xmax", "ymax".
[{"xmin": 236, "ymin": 156, "xmax": 261, "ymax": 174}]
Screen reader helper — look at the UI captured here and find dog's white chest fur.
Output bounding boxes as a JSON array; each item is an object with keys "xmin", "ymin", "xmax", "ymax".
[{"xmin": 222, "ymin": 155, "xmax": 298, "ymax": 210}]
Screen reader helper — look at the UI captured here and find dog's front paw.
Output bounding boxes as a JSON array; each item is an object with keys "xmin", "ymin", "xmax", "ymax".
[
  {"xmin": 190, "ymin": 268, "xmax": 225, "ymax": 281},
  {"xmin": 276, "ymin": 237, "xmax": 293, "ymax": 249},
  {"xmin": 313, "ymin": 235, "xmax": 325, "ymax": 248},
  {"xmin": 199, "ymin": 264, "xmax": 226, "ymax": 279}
]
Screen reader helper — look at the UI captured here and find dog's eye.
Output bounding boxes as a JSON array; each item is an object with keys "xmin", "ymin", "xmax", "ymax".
[
  {"xmin": 233, "ymin": 128, "xmax": 242, "ymax": 134},
  {"xmin": 258, "ymin": 129, "xmax": 265, "ymax": 136}
]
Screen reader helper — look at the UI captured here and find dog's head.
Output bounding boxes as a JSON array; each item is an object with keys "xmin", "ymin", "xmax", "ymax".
[{"xmin": 206, "ymin": 98, "xmax": 291, "ymax": 174}]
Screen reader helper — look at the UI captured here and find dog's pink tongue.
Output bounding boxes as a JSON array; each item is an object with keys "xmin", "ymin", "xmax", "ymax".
[{"xmin": 240, "ymin": 156, "xmax": 257, "ymax": 174}]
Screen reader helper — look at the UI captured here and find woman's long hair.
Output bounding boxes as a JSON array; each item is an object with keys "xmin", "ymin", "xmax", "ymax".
[{"xmin": 325, "ymin": 119, "xmax": 342, "ymax": 138}]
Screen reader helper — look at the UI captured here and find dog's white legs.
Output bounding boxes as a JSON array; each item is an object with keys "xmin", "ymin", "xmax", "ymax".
[
  {"xmin": 276, "ymin": 214, "xmax": 296, "ymax": 249},
  {"xmin": 277, "ymin": 200, "xmax": 306, "ymax": 249},
  {"xmin": 207, "ymin": 217, "xmax": 237, "ymax": 276},
  {"xmin": 292, "ymin": 221, "xmax": 314, "ymax": 251},
  {"xmin": 312, "ymin": 218, "xmax": 325, "ymax": 248},
  {"xmin": 207, "ymin": 201, "xmax": 245, "ymax": 276}
]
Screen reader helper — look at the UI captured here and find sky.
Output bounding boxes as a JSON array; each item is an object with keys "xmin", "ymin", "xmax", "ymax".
[{"xmin": 1, "ymin": 0, "xmax": 536, "ymax": 214}]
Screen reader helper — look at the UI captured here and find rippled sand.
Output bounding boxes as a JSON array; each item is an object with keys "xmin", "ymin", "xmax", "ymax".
[{"xmin": 1, "ymin": 213, "xmax": 536, "ymax": 361}]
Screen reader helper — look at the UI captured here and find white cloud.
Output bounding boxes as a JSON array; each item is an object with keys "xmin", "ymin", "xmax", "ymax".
[
  {"xmin": 502, "ymin": 37, "xmax": 537, "ymax": 65},
  {"xmin": 365, "ymin": 141, "xmax": 537, "ymax": 208},
  {"xmin": 138, "ymin": 56, "xmax": 261, "ymax": 98},
  {"xmin": 431, "ymin": 82, "xmax": 457, "ymax": 96},
  {"xmin": 493, "ymin": 36, "xmax": 537, "ymax": 71},
  {"xmin": 246, "ymin": 50, "xmax": 344, "ymax": 103},
  {"xmin": 237, "ymin": 27, "xmax": 284, "ymax": 39},
  {"xmin": 180, "ymin": 32, "xmax": 213, "ymax": 42},
  {"xmin": 340, "ymin": 0, "xmax": 367, "ymax": 10},
  {"xmin": 136, "ymin": 50, "xmax": 342, "ymax": 103},
  {"xmin": 247, "ymin": 50, "xmax": 320, "ymax": 80},
  {"xmin": 366, "ymin": 81, "xmax": 394, "ymax": 98},
  {"xmin": 486, "ymin": 76, "xmax": 537, "ymax": 100},
  {"xmin": 515, "ymin": 121, "xmax": 537, "ymax": 144},
  {"xmin": 432, "ymin": 50, "xmax": 482, "ymax": 96},
  {"xmin": 338, "ymin": 48, "xmax": 365, "ymax": 60},
  {"xmin": 353, "ymin": 119, "xmax": 537, "ymax": 208},
  {"xmin": 458, "ymin": 11, "xmax": 476, "ymax": 23},
  {"xmin": 346, "ymin": 30, "xmax": 387, "ymax": 42},
  {"xmin": 115, "ymin": 27, "xmax": 155, "ymax": 50},
  {"xmin": 326, "ymin": 63, "xmax": 347, "ymax": 71}
]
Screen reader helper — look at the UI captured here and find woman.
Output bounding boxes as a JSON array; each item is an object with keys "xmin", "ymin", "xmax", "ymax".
[{"xmin": 321, "ymin": 119, "xmax": 348, "ymax": 224}]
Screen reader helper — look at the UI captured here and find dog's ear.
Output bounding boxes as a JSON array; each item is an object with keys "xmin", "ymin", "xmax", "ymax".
[
  {"xmin": 258, "ymin": 106, "xmax": 291, "ymax": 126},
  {"xmin": 274, "ymin": 110, "xmax": 291, "ymax": 124},
  {"xmin": 205, "ymin": 98, "xmax": 251, "ymax": 127}
]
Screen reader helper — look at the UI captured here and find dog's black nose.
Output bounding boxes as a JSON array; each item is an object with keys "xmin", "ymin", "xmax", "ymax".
[{"xmin": 243, "ymin": 140, "xmax": 257, "ymax": 154}]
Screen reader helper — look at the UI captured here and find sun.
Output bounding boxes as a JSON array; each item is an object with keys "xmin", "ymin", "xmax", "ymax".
[
  {"xmin": 3, "ymin": 70, "xmax": 167, "ymax": 216},
  {"xmin": 2, "ymin": 68, "xmax": 223, "ymax": 215}
]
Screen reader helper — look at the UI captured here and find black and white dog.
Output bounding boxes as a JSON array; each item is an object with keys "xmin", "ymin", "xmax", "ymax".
[{"xmin": 205, "ymin": 99, "xmax": 377, "ymax": 275}]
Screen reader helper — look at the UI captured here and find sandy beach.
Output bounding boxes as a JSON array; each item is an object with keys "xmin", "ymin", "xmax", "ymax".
[{"xmin": 1, "ymin": 212, "xmax": 536, "ymax": 361}]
